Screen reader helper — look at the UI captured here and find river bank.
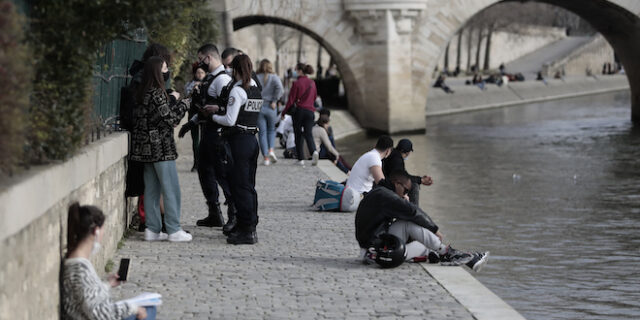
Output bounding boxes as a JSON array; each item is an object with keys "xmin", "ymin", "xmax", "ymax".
[
  {"xmin": 426, "ymin": 74, "xmax": 629, "ymax": 116},
  {"xmin": 111, "ymin": 132, "xmax": 523, "ymax": 319}
]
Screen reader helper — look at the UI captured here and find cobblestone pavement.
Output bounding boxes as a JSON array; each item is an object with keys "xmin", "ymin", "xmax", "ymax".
[{"xmin": 112, "ymin": 135, "xmax": 474, "ymax": 319}]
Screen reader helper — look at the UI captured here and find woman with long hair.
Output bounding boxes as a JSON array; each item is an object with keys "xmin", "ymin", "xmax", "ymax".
[
  {"xmin": 280, "ymin": 63, "xmax": 318, "ymax": 166},
  {"xmin": 256, "ymin": 59, "xmax": 284, "ymax": 165},
  {"xmin": 312, "ymin": 115, "xmax": 351, "ymax": 174},
  {"xmin": 130, "ymin": 56, "xmax": 191, "ymax": 242},
  {"xmin": 62, "ymin": 203, "xmax": 156, "ymax": 320},
  {"xmin": 206, "ymin": 54, "xmax": 261, "ymax": 245}
]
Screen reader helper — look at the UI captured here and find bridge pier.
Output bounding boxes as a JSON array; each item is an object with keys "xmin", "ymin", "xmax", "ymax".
[{"xmin": 347, "ymin": 1, "xmax": 428, "ymax": 133}]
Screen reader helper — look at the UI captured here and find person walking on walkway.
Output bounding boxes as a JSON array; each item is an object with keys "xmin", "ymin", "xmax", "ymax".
[
  {"xmin": 281, "ymin": 63, "xmax": 318, "ymax": 166},
  {"xmin": 131, "ymin": 56, "xmax": 191, "ymax": 242},
  {"xmin": 256, "ymin": 59, "xmax": 284, "ymax": 166},
  {"xmin": 204, "ymin": 55, "xmax": 261, "ymax": 245},
  {"xmin": 184, "ymin": 64, "xmax": 207, "ymax": 172},
  {"xmin": 382, "ymin": 138, "xmax": 433, "ymax": 205},
  {"xmin": 62, "ymin": 203, "xmax": 156, "ymax": 319}
]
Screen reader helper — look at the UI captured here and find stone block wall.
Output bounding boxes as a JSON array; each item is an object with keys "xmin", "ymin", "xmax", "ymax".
[{"xmin": 0, "ymin": 133, "xmax": 133, "ymax": 319}]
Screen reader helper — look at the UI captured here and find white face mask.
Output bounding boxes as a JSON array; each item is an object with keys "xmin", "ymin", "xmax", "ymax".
[
  {"xmin": 225, "ymin": 67, "xmax": 232, "ymax": 75},
  {"xmin": 91, "ymin": 229, "xmax": 101, "ymax": 256},
  {"xmin": 403, "ymin": 155, "xmax": 409, "ymax": 160}
]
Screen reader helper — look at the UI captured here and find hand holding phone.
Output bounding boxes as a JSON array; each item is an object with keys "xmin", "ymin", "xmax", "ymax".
[{"xmin": 117, "ymin": 258, "xmax": 130, "ymax": 282}]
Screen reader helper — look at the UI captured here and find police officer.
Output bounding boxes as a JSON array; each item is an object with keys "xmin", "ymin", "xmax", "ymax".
[
  {"xmin": 204, "ymin": 54, "xmax": 261, "ymax": 245},
  {"xmin": 180, "ymin": 44, "xmax": 236, "ymax": 230}
]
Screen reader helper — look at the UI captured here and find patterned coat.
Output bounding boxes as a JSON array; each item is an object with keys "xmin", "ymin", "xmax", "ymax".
[{"xmin": 130, "ymin": 87, "xmax": 188, "ymax": 162}]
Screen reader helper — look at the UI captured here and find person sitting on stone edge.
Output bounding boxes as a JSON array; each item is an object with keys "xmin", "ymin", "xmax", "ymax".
[
  {"xmin": 382, "ymin": 138, "xmax": 433, "ymax": 205},
  {"xmin": 355, "ymin": 170, "xmax": 489, "ymax": 271}
]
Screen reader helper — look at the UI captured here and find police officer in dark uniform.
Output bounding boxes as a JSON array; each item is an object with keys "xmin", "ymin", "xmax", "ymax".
[
  {"xmin": 204, "ymin": 54, "xmax": 261, "ymax": 245},
  {"xmin": 179, "ymin": 44, "xmax": 236, "ymax": 230}
]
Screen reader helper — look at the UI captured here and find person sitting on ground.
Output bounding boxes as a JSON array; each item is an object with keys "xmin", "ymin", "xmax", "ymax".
[
  {"xmin": 312, "ymin": 114, "xmax": 351, "ymax": 174},
  {"xmin": 346, "ymin": 135, "xmax": 394, "ymax": 195},
  {"xmin": 355, "ymin": 171, "xmax": 489, "ymax": 271},
  {"xmin": 382, "ymin": 138, "xmax": 432, "ymax": 205},
  {"xmin": 317, "ymin": 108, "xmax": 336, "ymax": 157},
  {"xmin": 62, "ymin": 202, "xmax": 156, "ymax": 320},
  {"xmin": 433, "ymin": 74, "xmax": 454, "ymax": 94}
]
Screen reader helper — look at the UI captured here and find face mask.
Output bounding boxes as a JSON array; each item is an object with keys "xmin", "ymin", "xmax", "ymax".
[
  {"xmin": 163, "ymin": 71, "xmax": 170, "ymax": 82},
  {"xmin": 403, "ymin": 155, "xmax": 409, "ymax": 160},
  {"xmin": 198, "ymin": 61, "xmax": 209, "ymax": 72},
  {"xmin": 91, "ymin": 229, "xmax": 101, "ymax": 256},
  {"xmin": 291, "ymin": 71, "xmax": 298, "ymax": 78},
  {"xmin": 225, "ymin": 67, "xmax": 232, "ymax": 75}
]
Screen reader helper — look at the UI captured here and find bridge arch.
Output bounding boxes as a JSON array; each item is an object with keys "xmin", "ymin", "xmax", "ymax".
[
  {"xmin": 415, "ymin": 0, "xmax": 640, "ymax": 122},
  {"xmin": 231, "ymin": 15, "xmax": 365, "ymax": 120}
]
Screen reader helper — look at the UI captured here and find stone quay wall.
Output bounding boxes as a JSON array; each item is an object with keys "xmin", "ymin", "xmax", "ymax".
[
  {"xmin": 427, "ymin": 75, "xmax": 629, "ymax": 117},
  {"xmin": 0, "ymin": 133, "xmax": 133, "ymax": 319}
]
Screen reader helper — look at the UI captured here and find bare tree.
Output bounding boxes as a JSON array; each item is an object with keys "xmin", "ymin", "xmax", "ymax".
[
  {"xmin": 271, "ymin": 25, "xmax": 297, "ymax": 75},
  {"xmin": 456, "ymin": 29, "xmax": 463, "ymax": 73},
  {"xmin": 466, "ymin": 25, "xmax": 474, "ymax": 72}
]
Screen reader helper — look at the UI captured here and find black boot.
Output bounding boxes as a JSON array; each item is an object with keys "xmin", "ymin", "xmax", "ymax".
[
  {"xmin": 196, "ymin": 202, "xmax": 224, "ymax": 227},
  {"xmin": 222, "ymin": 203, "xmax": 237, "ymax": 236},
  {"xmin": 226, "ymin": 226, "xmax": 258, "ymax": 245}
]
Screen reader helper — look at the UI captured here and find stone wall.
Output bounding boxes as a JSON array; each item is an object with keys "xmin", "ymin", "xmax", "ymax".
[
  {"xmin": 543, "ymin": 35, "xmax": 616, "ymax": 77},
  {"xmin": 426, "ymin": 75, "xmax": 629, "ymax": 116},
  {"xmin": 438, "ymin": 26, "xmax": 566, "ymax": 73},
  {"xmin": 0, "ymin": 133, "xmax": 133, "ymax": 319}
]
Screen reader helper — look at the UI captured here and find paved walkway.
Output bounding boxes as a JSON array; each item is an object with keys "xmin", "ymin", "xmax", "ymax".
[{"xmin": 112, "ymin": 135, "xmax": 474, "ymax": 319}]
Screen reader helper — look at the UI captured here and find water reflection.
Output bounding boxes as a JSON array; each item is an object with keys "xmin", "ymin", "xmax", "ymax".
[{"xmin": 341, "ymin": 91, "xmax": 640, "ymax": 320}]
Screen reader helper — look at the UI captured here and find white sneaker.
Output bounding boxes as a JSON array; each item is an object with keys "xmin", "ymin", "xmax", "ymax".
[
  {"xmin": 311, "ymin": 151, "xmax": 319, "ymax": 166},
  {"xmin": 263, "ymin": 159, "xmax": 271, "ymax": 166},
  {"xmin": 144, "ymin": 229, "xmax": 168, "ymax": 241},
  {"xmin": 268, "ymin": 151, "xmax": 278, "ymax": 163},
  {"xmin": 297, "ymin": 160, "xmax": 305, "ymax": 166},
  {"xmin": 168, "ymin": 230, "xmax": 193, "ymax": 242}
]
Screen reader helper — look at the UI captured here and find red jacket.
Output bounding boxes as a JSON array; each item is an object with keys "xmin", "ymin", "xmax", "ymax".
[{"xmin": 282, "ymin": 76, "xmax": 317, "ymax": 115}]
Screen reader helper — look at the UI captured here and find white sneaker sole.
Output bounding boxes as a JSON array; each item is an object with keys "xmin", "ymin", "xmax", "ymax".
[
  {"xmin": 144, "ymin": 233, "xmax": 168, "ymax": 241},
  {"xmin": 311, "ymin": 152, "xmax": 319, "ymax": 166},
  {"xmin": 472, "ymin": 251, "xmax": 490, "ymax": 272}
]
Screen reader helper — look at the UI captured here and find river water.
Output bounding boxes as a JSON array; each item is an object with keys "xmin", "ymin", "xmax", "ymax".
[{"xmin": 340, "ymin": 91, "xmax": 640, "ymax": 320}]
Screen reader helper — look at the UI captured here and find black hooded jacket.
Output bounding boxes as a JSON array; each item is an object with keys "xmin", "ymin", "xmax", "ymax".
[
  {"xmin": 355, "ymin": 179, "xmax": 439, "ymax": 248},
  {"xmin": 382, "ymin": 149, "xmax": 422, "ymax": 184}
]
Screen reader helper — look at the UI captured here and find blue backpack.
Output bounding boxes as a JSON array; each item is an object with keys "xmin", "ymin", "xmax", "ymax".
[{"xmin": 313, "ymin": 180, "xmax": 345, "ymax": 211}]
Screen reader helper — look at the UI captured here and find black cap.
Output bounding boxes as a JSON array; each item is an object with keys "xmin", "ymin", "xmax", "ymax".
[{"xmin": 396, "ymin": 139, "xmax": 413, "ymax": 152}]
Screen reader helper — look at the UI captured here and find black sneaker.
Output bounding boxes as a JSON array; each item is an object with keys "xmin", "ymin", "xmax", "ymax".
[
  {"xmin": 226, "ymin": 230, "xmax": 258, "ymax": 245},
  {"xmin": 440, "ymin": 246, "xmax": 474, "ymax": 266},
  {"xmin": 466, "ymin": 251, "xmax": 490, "ymax": 272}
]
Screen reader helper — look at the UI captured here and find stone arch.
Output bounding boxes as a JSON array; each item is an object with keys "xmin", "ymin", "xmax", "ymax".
[
  {"xmin": 229, "ymin": 14, "xmax": 367, "ymax": 127},
  {"xmin": 415, "ymin": 0, "xmax": 640, "ymax": 122}
]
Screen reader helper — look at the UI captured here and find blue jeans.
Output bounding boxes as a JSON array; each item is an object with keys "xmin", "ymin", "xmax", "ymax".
[
  {"xmin": 123, "ymin": 306, "xmax": 157, "ymax": 320},
  {"xmin": 257, "ymin": 103, "xmax": 278, "ymax": 157},
  {"xmin": 143, "ymin": 161, "xmax": 181, "ymax": 234}
]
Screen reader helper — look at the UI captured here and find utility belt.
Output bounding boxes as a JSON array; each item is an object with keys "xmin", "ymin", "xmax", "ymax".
[{"xmin": 221, "ymin": 125, "xmax": 258, "ymax": 137}]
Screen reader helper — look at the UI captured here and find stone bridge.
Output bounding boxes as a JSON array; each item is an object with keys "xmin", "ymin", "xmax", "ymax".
[{"xmin": 211, "ymin": 0, "xmax": 640, "ymax": 133}]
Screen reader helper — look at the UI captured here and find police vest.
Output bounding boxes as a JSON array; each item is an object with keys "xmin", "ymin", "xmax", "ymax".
[
  {"xmin": 232, "ymin": 85, "xmax": 262, "ymax": 133},
  {"xmin": 193, "ymin": 70, "xmax": 226, "ymax": 109}
]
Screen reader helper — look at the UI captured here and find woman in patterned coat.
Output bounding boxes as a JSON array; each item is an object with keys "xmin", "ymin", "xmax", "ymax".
[{"xmin": 130, "ymin": 56, "xmax": 191, "ymax": 242}]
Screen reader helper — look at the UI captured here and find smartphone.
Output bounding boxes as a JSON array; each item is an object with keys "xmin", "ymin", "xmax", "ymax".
[{"xmin": 117, "ymin": 258, "xmax": 130, "ymax": 282}]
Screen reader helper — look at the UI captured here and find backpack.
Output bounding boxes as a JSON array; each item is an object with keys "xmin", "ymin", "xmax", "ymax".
[{"xmin": 312, "ymin": 180, "xmax": 360, "ymax": 212}]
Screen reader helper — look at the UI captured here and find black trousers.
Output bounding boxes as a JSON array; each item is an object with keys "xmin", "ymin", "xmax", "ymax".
[
  {"xmin": 227, "ymin": 133, "xmax": 259, "ymax": 229},
  {"xmin": 293, "ymin": 108, "xmax": 316, "ymax": 160},
  {"xmin": 197, "ymin": 124, "xmax": 233, "ymax": 206}
]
